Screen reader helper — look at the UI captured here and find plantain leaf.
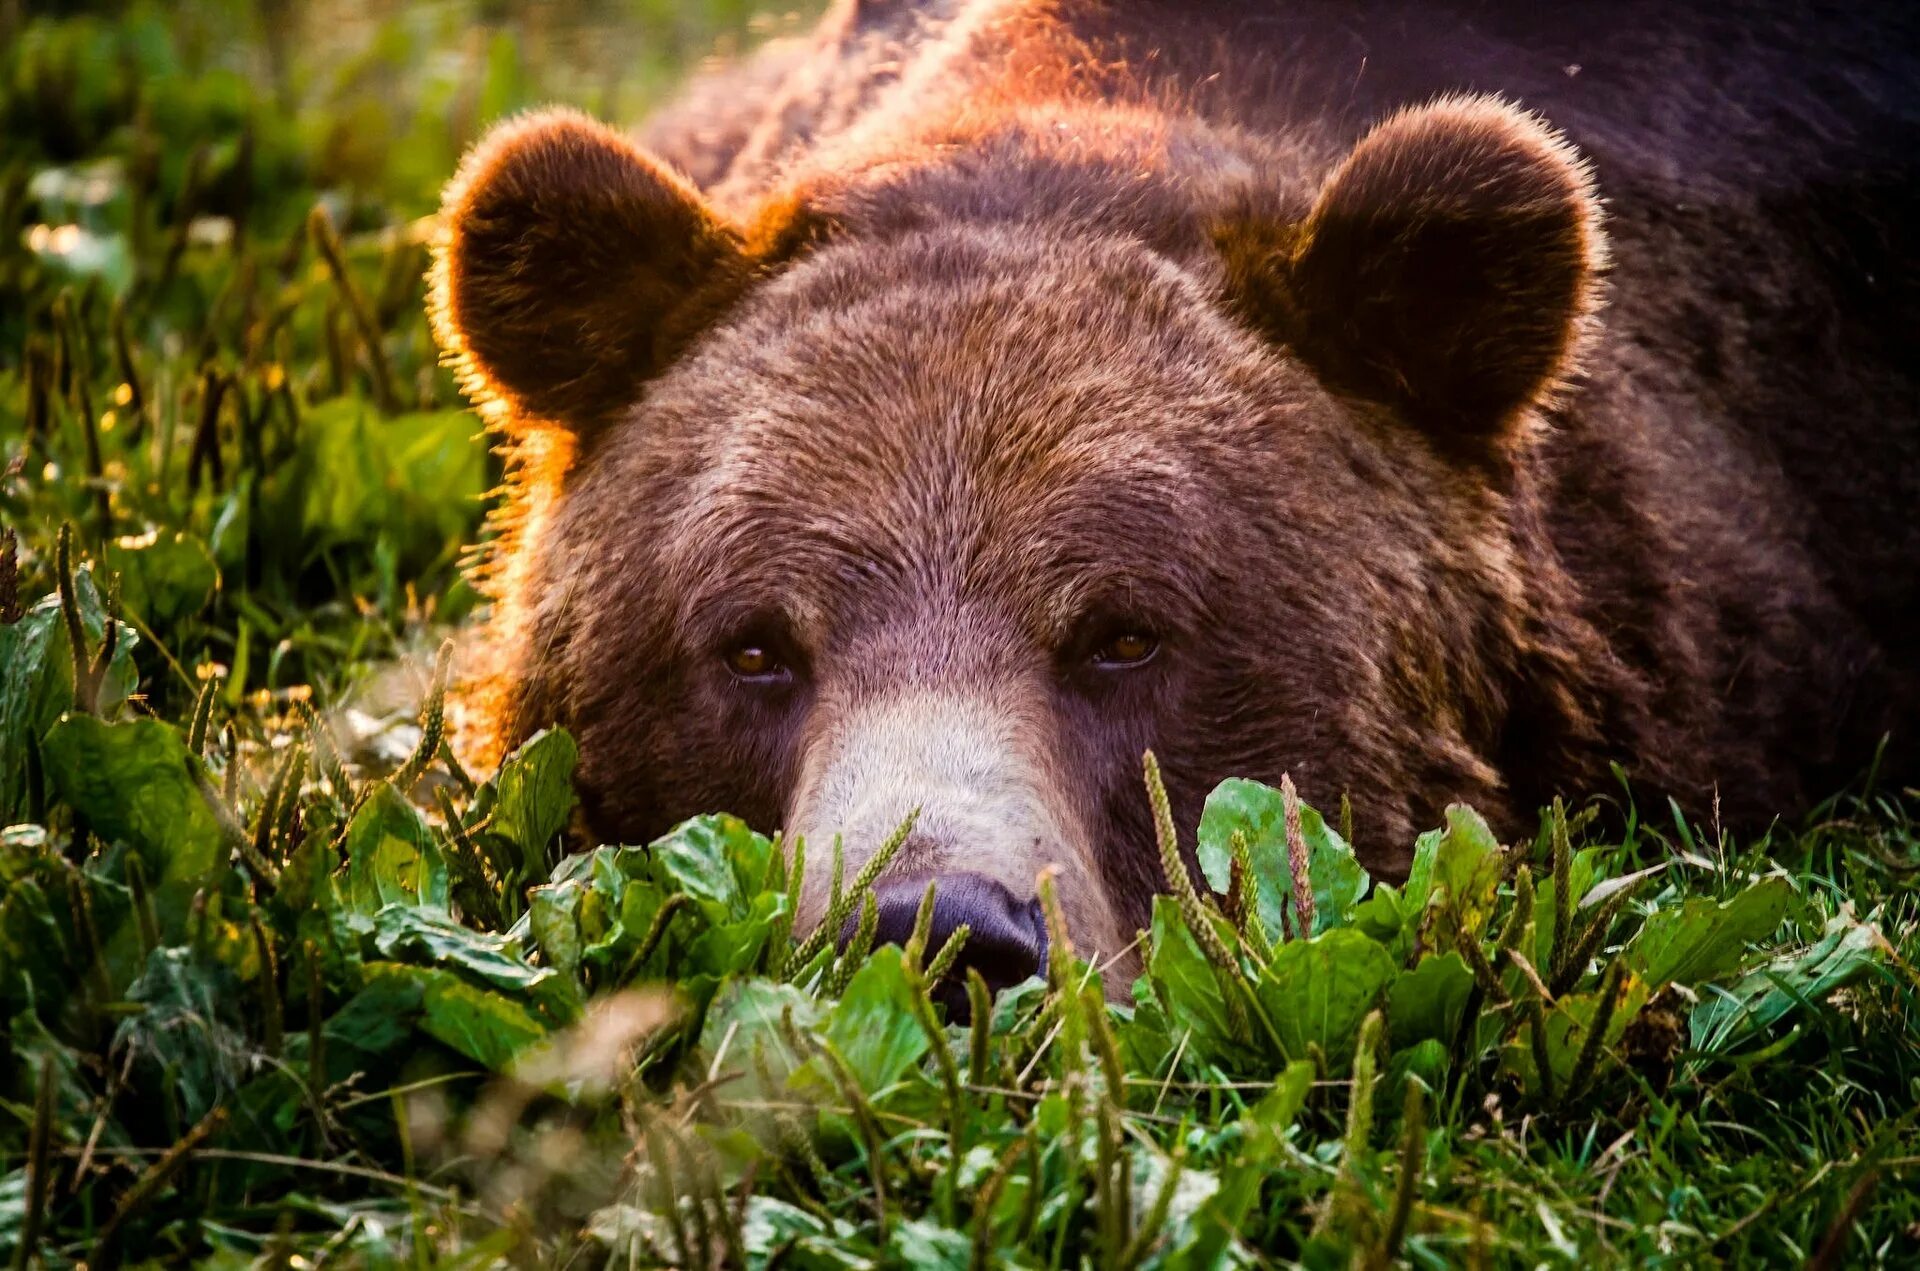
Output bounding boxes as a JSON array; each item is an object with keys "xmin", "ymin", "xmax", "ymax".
[
  {"xmin": 1196, "ymin": 777, "xmax": 1370, "ymax": 936},
  {"xmin": 1, "ymin": 567, "xmax": 140, "ymax": 823},
  {"xmin": 1622, "ymin": 877, "xmax": 1795, "ymax": 990},
  {"xmin": 344, "ymin": 781, "xmax": 449, "ymax": 915},
  {"xmin": 821, "ymin": 945, "xmax": 929, "ymax": 1094},
  {"xmin": 487, "ymin": 727, "xmax": 577, "ymax": 877},
  {"xmin": 42, "ymin": 714, "xmax": 223, "ymax": 946},
  {"xmin": 1388, "ymin": 951, "xmax": 1476, "ymax": 1050},
  {"xmin": 1690, "ymin": 912, "xmax": 1887, "ymax": 1053},
  {"xmin": 363, "ymin": 962, "xmax": 550, "ymax": 1071},
  {"xmin": 1255, "ymin": 928, "xmax": 1397, "ymax": 1072}
]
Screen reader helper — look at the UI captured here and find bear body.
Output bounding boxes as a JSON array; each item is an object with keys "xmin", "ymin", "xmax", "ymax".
[{"xmin": 433, "ymin": 0, "xmax": 1919, "ymax": 978}]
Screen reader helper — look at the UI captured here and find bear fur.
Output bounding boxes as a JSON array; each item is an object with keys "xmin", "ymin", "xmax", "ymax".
[{"xmin": 431, "ymin": 0, "xmax": 1920, "ymax": 970}]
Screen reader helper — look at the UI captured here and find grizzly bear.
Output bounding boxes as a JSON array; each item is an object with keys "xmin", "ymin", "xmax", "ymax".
[{"xmin": 430, "ymin": 0, "xmax": 1919, "ymax": 994}]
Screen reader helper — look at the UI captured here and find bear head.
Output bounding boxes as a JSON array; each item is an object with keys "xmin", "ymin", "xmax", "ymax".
[{"xmin": 430, "ymin": 95, "xmax": 1606, "ymax": 996}]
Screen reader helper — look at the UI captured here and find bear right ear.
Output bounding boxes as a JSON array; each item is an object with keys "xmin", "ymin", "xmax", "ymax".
[
  {"xmin": 430, "ymin": 108, "xmax": 751, "ymax": 431},
  {"xmin": 1217, "ymin": 96, "xmax": 1606, "ymax": 452}
]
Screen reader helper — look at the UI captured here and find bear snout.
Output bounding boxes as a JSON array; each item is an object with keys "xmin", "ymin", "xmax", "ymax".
[
  {"xmin": 785, "ymin": 686, "xmax": 1131, "ymax": 985},
  {"xmin": 842, "ymin": 872, "xmax": 1048, "ymax": 1021}
]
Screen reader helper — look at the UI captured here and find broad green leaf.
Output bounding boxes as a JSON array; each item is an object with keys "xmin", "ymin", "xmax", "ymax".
[
  {"xmin": 321, "ymin": 971, "xmax": 428, "ymax": 1065},
  {"xmin": 1254, "ymin": 928, "xmax": 1397, "ymax": 1072},
  {"xmin": 887, "ymin": 1219, "xmax": 970, "ymax": 1269},
  {"xmin": 528, "ymin": 876, "xmax": 587, "ymax": 980},
  {"xmin": 1622, "ymin": 877, "xmax": 1794, "ymax": 989},
  {"xmin": 259, "ymin": 401, "xmax": 484, "ymax": 577},
  {"xmin": 648, "ymin": 814, "xmax": 777, "ymax": 922},
  {"xmin": 821, "ymin": 945, "xmax": 928, "ymax": 1093},
  {"xmin": 1388, "ymin": 951, "xmax": 1476, "ymax": 1050},
  {"xmin": 649, "ymin": 815, "xmax": 745, "ymax": 910},
  {"xmin": 1690, "ymin": 912, "xmax": 1887, "ymax": 1053},
  {"xmin": 1116, "ymin": 978, "xmax": 1175, "ymax": 1075},
  {"xmin": 371, "ymin": 904, "xmax": 575, "ymax": 1020},
  {"xmin": 1145, "ymin": 895, "xmax": 1239, "ymax": 1066},
  {"xmin": 685, "ymin": 891, "xmax": 787, "ymax": 981},
  {"xmin": 1196, "ymin": 777, "xmax": 1370, "ymax": 937},
  {"xmin": 1500, "ymin": 975, "xmax": 1648, "ymax": 1099},
  {"xmin": 344, "ymin": 782, "xmax": 450, "ymax": 914},
  {"xmin": 1350, "ymin": 884, "xmax": 1406, "ymax": 950},
  {"xmin": 42, "ymin": 715, "xmax": 223, "ymax": 942},
  {"xmin": 365, "ymin": 962, "xmax": 549, "ymax": 1071},
  {"xmin": 114, "ymin": 947, "xmax": 248, "ymax": 1128},
  {"xmin": 530, "ymin": 845, "xmax": 652, "ymax": 981},
  {"xmin": 699, "ymin": 978, "xmax": 820, "ymax": 1105},
  {"xmin": 102, "ymin": 529, "xmax": 218, "ymax": 628},
  {"xmin": 275, "ymin": 824, "xmax": 342, "ymax": 922},
  {"xmin": 0, "ymin": 567, "xmax": 139, "ymax": 823},
  {"xmin": 1415, "ymin": 805, "xmax": 1506, "ymax": 940},
  {"xmin": 488, "ymin": 728, "xmax": 578, "ymax": 873},
  {"xmin": 1387, "ymin": 1037, "xmax": 1451, "ymax": 1098}
]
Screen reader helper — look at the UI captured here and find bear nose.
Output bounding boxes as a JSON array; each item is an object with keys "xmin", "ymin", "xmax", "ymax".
[{"xmin": 838, "ymin": 872, "xmax": 1047, "ymax": 1022}]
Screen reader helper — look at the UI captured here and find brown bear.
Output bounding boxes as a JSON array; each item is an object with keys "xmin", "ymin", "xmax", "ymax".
[{"xmin": 430, "ymin": 0, "xmax": 1919, "ymax": 992}]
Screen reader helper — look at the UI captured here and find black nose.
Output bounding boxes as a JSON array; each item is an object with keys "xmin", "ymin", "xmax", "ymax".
[{"xmin": 839, "ymin": 872, "xmax": 1047, "ymax": 1022}]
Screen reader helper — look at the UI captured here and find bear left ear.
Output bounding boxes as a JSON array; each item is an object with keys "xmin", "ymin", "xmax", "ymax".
[
  {"xmin": 429, "ymin": 108, "xmax": 753, "ymax": 432},
  {"xmin": 1218, "ymin": 95, "xmax": 1606, "ymax": 449}
]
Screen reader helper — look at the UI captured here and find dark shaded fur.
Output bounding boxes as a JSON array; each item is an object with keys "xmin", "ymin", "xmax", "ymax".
[{"xmin": 433, "ymin": 0, "xmax": 1919, "ymax": 959}]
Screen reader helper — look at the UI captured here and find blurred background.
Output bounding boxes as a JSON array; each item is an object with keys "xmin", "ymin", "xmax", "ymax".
[
  {"xmin": 4, "ymin": 0, "xmax": 819, "ymax": 215},
  {"xmin": 0, "ymin": 1, "xmax": 817, "ymax": 721},
  {"xmin": 2, "ymin": 0, "xmax": 820, "ymax": 333}
]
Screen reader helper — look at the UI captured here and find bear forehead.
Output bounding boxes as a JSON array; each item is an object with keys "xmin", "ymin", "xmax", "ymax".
[{"xmin": 595, "ymin": 224, "xmax": 1317, "ymax": 640}]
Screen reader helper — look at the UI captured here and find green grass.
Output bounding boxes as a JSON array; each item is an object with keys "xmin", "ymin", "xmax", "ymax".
[{"xmin": 3, "ymin": 3, "xmax": 1919, "ymax": 1267}]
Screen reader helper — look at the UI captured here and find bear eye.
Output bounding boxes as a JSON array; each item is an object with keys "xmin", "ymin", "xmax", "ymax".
[
  {"xmin": 1090, "ymin": 630, "xmax": 1160, "ymax": 670},
  {"xmin": 724, "ymin": 642, "xmax": 790, "ymax": 683}
]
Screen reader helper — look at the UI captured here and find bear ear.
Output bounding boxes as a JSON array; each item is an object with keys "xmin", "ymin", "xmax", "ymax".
[
  {"xmin": 430, "ymin": 108, "xmax": 750, "ymax": 431},
  {"xmin": 1219, "ymin": 96, "xmax": 1606, "ymax": 449}
]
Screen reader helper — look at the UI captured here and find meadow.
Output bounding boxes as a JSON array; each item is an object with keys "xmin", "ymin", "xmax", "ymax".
[{"xmin": 2, "ymin": 2, "xmax": 1917, "ymax": 1265}]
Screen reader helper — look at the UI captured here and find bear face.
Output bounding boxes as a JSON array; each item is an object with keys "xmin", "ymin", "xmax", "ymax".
[{"xmin": 432, "ymin": 97, "xmax": 1605, "ymax": 986}]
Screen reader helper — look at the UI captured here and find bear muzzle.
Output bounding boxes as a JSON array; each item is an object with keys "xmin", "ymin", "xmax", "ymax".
[
  {"xmin": 786, "ymin": 685, "xmax": 1130, "ymax": 997},
  {"xmin": 840, "ymin": 872, "xmax": 1048, "ymax": 1021}
]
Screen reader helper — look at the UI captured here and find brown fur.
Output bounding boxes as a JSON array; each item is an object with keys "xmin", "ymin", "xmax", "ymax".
[{"xmin": 432, "ymin": 0, "xmax": 1919, "ymax": 965}]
